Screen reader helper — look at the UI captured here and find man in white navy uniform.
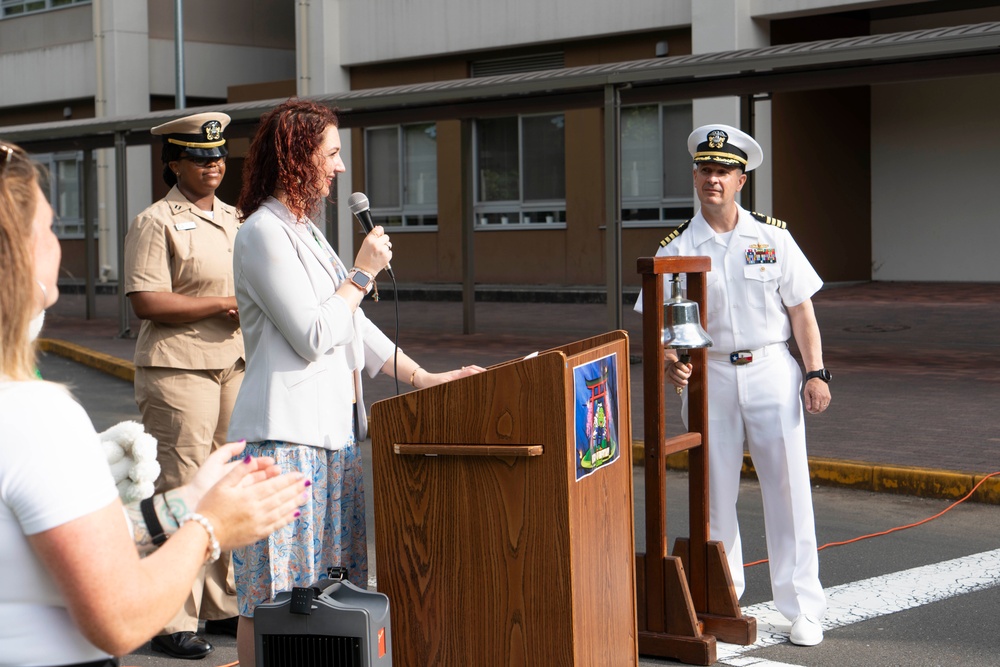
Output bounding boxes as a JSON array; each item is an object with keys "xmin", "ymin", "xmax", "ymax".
[{"xmin": 635, "ymin": 124, "xmax": 832, "ymax": 646}]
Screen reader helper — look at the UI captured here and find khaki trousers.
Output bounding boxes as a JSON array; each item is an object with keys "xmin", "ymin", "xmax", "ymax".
[{"xmin": 135, "ymin": 359, "xmax": 244, "ymax": 634}]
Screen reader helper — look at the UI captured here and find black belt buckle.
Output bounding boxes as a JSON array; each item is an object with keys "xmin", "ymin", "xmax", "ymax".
[{"xmin": 730, "ymin": 350, "xmax": 753, "ymax": 365}]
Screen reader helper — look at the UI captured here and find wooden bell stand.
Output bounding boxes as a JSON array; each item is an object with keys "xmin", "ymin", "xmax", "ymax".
[{"xmin": 636, "ymin": 255, "xmax": 756, "ymax": 665}]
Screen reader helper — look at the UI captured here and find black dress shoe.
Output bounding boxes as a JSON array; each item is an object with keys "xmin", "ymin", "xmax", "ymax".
[
  {"xmin": 204, "ymin": 616, "xmax": 239, "ymax": 637},
  {"xmin": 150, "ymin": 631, "xmax": 213, "ymax": 659}
]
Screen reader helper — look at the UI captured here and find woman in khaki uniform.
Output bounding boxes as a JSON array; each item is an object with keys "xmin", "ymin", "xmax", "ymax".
[{"xmin": 123, "ymin": 112, "xmax": 243, "ymax": 660}]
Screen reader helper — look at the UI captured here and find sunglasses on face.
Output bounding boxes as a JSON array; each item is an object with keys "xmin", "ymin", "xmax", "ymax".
[{"xmin": 180, "ymin": 155, "xmax": 226, "ymax": 168}]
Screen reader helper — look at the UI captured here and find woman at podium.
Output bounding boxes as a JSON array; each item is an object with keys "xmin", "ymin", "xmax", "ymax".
[{"xmin": 228, "ymin": 98, "xmax": 483, "ymax": 665}]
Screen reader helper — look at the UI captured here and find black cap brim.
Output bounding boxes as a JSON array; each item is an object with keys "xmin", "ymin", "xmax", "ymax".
[{"xmin": 180, "ymin": 145, "xmax": 228, "ymax": 159}]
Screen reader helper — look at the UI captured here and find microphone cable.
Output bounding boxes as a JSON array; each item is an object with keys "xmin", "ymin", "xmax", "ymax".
[
  {"xmin": 386, "ymin": 268, "xmax": 401, "ymax": 396},
  {"xmin": 348, "ymin": 192, "xmax": 402, "ymax": 395}
]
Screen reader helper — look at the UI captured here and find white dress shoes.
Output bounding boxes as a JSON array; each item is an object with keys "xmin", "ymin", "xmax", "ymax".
[{"xmin": 789, "ymin": 615, "xmax": 824, "ymax": 646}]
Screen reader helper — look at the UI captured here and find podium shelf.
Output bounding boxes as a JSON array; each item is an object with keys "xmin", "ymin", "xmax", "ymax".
[{"xmin": 393, "ymin": 443, "xmax": 543, "ymax": 457}]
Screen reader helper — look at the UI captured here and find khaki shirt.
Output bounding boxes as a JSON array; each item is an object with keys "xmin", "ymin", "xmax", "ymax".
[{"xmin": 124, "ymin": 186, "xmax": 243, "ymax": 370}]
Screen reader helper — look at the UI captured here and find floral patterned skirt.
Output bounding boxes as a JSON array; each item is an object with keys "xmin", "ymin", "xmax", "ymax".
[{"xmin": 233, "ymin": 438, "xmax": 368, "ymax": 616}]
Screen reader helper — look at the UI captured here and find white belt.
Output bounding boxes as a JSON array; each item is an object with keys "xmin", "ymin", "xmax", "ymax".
[{"xmin": 707, "ymin": 341, "xmax": 788, "ymax": 365}]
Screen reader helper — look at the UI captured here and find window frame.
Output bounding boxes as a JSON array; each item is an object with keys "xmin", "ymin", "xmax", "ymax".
[
  {"xmin": 620, "ymin": 102, "xmax": 696, "ymax": 229},
  {"xmin": 363, "ymin": 122, "xmax": 439, "ymax": 232},
  {"xmin": 32, "ymin": 150, "xmax": 87, "ymax": 240},
  {"xmin": 1, "ymin": 0, "xmax": 88, "ymax": 18},
  {"xmin": 473, "ymin": 112, "xmax": 567, "ymax": 230}
]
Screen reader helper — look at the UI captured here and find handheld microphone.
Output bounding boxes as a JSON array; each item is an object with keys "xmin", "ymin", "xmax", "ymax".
[
  {"xmin": 349, "ymin": 192, "xmax": 402, "ymax": 396},
  {"xmin": 348, "ymin": 192, "xmax": 394, "ymax": 279}
]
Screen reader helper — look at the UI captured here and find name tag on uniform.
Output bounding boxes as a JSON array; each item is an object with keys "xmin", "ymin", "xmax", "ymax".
[{"xmin": 174, "ymin": 221, "xmax": 197, "ymax": 231}]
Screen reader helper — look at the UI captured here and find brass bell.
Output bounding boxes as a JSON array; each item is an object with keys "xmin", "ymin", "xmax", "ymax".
[{"xmin": 661, "ymin": 276, "xmax": 713, "ymax": 351}]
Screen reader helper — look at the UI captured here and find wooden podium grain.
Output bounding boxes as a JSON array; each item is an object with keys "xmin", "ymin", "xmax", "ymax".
[{"xmin": 370, "ymin": 331, "xmax": 638, "ymax": 666}]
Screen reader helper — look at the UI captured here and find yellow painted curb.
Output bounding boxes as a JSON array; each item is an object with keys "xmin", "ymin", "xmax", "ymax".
[
  {"xmin": 632, "ymin": 441, "xmax": 1000, "ymax": 506},
  {"xmin": 972, "ymin": 473, "xmax": 1000, "ymax": 504},
  {"xmin": 38, "ymin": 338, "xmax": 135, "ymax": 383},
  {"xmin": 33, "ymin": 343, "xmax": 1000, "ymax": 508}
]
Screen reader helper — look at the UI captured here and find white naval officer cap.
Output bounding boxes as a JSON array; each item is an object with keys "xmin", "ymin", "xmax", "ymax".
[{"xmin": 687, "ymin": 124, "xmax": 763, "ymax": 172}]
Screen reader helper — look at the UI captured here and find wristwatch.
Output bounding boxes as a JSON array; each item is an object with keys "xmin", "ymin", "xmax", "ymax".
[
  {"xmin": 347, "ymin": 269, "xmax": 374, "ymax": 295},
  {"xmin": 805, "ymin": 368, "xmax": 832, "ymax": 383}
]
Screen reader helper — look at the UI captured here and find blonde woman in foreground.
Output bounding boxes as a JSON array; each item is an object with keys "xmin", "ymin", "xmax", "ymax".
[{"xmin": 0, "ymin": 140, "xmax": 308, "ymax": 666}]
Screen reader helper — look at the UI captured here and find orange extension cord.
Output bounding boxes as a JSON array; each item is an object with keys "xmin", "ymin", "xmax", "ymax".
[{"xmin": 744, "ymin": 470, "xmax": 1000, "ymax": 568}]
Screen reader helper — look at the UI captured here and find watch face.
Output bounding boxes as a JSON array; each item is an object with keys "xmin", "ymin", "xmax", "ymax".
[
  {"xmin": 351, "ymin": 271, "xmax": 371, "ymax": 289},
  {"xmin": 809, "ymin": 369, "xmax": 831, "ymax": 382}
]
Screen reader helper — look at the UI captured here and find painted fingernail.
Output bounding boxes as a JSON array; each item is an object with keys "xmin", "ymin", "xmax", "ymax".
[
  {"xmin": 244, "ymin": 455, "xmax": 252, "ymax": 464},
  {"xmin": 294, "ymin": 511, "xmax": 301, "ymax": 518},
  {"xmin": 303, "ymin": 480, "xmax": 312, "ymax": 487}
]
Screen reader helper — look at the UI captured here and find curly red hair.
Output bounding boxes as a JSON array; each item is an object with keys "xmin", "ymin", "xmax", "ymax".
[{"xmin": 238, "ymin": 98, "xmax": 340, "ymax": 221}]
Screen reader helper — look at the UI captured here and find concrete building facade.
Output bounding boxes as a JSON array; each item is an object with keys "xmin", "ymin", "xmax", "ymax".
[{"xmin": 2, "ymin": 0, "xmax": 998, "ymax": 294}]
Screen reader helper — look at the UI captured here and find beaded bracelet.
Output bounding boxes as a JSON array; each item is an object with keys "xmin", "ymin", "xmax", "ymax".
[{"xmin": 179, "ymin": 513, "xmax": 221, "ymax": 564}]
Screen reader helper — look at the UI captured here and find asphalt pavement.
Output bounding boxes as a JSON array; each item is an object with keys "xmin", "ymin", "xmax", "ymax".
[{"xmin": 35, "ymin": 280, "xmax": 1000, "ymax": 666}]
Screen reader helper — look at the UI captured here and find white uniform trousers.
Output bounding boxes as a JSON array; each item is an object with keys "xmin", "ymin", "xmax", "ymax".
[{"xmin": 686, "ymin": 344, "xmax": 827, "ymax": 622}]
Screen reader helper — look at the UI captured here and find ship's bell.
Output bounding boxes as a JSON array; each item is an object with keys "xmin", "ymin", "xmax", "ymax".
[{"xmin": 661, "ymin": 276, "xmax": 714, "ymax": 350}]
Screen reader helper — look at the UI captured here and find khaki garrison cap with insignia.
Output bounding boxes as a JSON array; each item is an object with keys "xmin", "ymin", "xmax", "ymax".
[
  {"xmin": 151, "ymin": 112, "xmax": 231, "ymax": 158},
  {"xmin": 687, "ymin": 123, "xmax": 763, "ymax": 172}
]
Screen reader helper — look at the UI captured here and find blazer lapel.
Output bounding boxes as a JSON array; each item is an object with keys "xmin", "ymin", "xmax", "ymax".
[
  {"xmin": 262, "ymin": 199, "xmax": 344, "ymax": 286},
  {"xmin": 299, "ymin": 221, "xmax": 344, "ymax": 287}
]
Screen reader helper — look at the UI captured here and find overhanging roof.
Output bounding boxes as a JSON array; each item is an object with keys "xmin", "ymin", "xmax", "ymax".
[{"xmin": 3, "ymin": 20, "xmax": 1000, "ymax": 152}]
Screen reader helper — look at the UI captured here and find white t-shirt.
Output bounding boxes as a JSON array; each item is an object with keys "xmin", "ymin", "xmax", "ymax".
[{"xmin": 0, "ymin": 381, "xmax": 119, "ymax": 666}]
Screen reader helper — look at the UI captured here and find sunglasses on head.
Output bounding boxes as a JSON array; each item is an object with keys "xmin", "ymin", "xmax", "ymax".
[{"xmin": 0, "ymin": 142, "xmax": 27, "ymax": 173}]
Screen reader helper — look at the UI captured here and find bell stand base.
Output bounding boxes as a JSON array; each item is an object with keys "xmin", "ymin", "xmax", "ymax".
[
  {"xmin": 636, "ymin": 552, "xmax": 715, "ymax": 666},
  {"xmin": 636, "ymin": 541, "xmax": 755, "ymax": 666},
  {"xmin": 674, "ymin": 538, "xmax": 757, "ymax": 646}
]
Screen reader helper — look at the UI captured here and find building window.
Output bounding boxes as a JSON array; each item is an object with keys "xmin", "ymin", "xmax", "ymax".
[
  {"xmin": 474, "ymin": 113, "xmax": 565, "ymax": 227},
  {"xmin": 365, "ymin": 123, "xmax": 437, "ymax": 228},
  {"xmin": 621, "ymin": 103, "xmax": 695, "ymax": 226},
  {"xmin": 33, "ymin": 151, "xmax": 86, "ymax": 238},
  {"xmin": 1, "ymin": 0, "xmax": 88, "ymax": 18}
]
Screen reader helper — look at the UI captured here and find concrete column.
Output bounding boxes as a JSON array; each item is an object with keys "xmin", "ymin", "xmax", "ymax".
[
  {"xmin": 690, "ymin": 0, "xmax": 769, "ymax": 207},
  {"xmin": 299, "ymin": 0, "xmax": 355, "ymax": 257},
  {"xmin": 93, "ymin": 0, "xmax": 152, "ymax": 281}
]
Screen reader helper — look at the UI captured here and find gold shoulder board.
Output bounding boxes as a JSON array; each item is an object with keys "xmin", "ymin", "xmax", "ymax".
[
  {"xmin": 659, "ymin": 219, "xmax": 691, "ymax": 247},
  {"xmin": 751, "ymin": 211, "xmax": 787, "ymax": 230}
]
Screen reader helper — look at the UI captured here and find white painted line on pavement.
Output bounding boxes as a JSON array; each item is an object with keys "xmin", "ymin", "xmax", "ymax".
[
  {"xmin": 715, "ymin": 548, "xmax": 1000, "ymax": 666},
  {"xmin": 726, "ymin": 658, "xmax": 808, "ymax": 667}
]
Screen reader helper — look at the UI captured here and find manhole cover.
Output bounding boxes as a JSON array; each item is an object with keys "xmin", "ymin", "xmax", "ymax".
[{"xmin": 844, "ymin": 324, "xmax": 911, "ymax": 333}]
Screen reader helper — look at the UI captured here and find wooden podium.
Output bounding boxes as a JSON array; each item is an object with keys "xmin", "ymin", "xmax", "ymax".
[{"xmin": 370, "ymin": 331, "xmax": 638, "ymax": 666}]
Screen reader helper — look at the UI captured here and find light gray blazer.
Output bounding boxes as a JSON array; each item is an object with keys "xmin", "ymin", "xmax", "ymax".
[{"xmin": 228, "ymin": 198, "xmax": 394, "ymax": 448}]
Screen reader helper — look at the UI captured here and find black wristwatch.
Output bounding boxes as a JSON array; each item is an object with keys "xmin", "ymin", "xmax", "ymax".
[
  {"xmin": 140, "ymin": 496, "xmax": 169, "ymax": 547},
  {"xmin": 805, "ymin": 368, "xmax": 832, "ymax": 383}
]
